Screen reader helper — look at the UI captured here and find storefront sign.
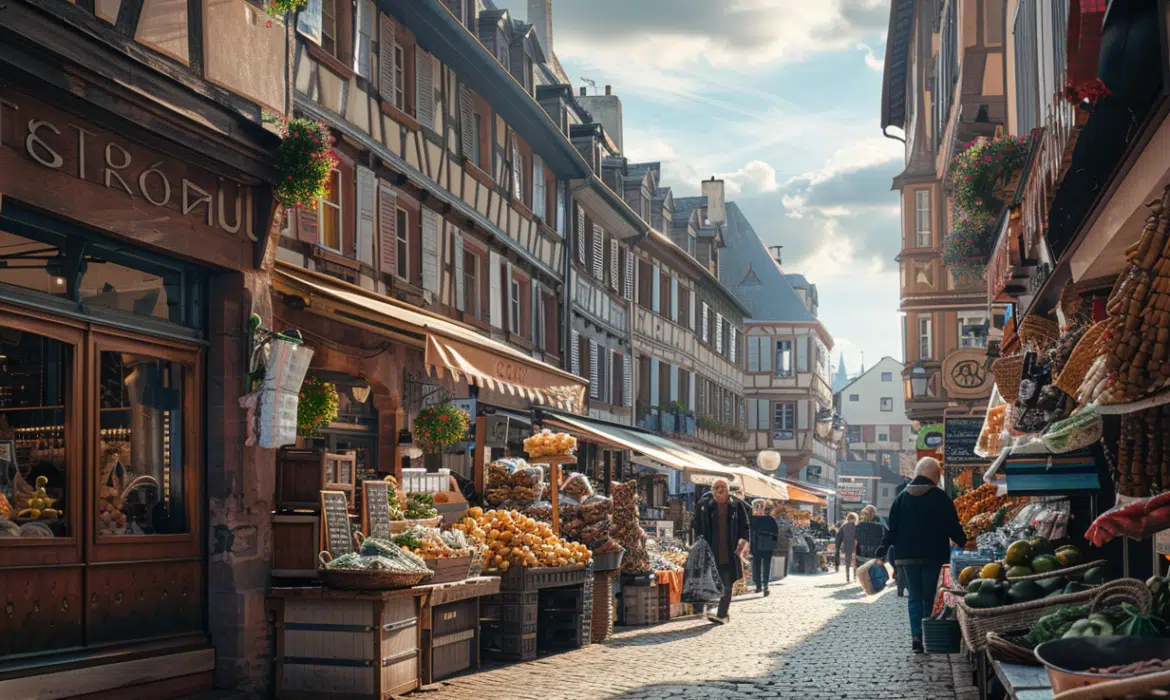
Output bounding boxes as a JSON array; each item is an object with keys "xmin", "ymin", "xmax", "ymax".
[
  {"xmin": 941, "ymin": 349, "xmax": 992, "ymax": 400},
  {"xmin": 836, "ymin": 481, "xmax": 866, "ymax": 503},
  {"xmin": 0, "ymin": 87, "xmax": 261, "ymax": 270},
  {"xmin": 944, "ymin": 416, "xmax": 986, "ymax": 465},
  {"xmin": 916, "ymin": 424, "xmax": 944, "ymax": 450}
]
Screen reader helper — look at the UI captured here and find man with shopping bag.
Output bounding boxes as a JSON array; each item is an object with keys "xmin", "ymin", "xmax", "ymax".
[{"xmin": 689, "ymin": 478, "xmax": 751, "ymax": 624}]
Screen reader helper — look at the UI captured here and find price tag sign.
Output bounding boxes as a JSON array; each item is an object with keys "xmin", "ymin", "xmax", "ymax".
[
  {"xmin": 320, "ymin": 490, "xmax": 354, "ymax": 558},
  {"xmin": 362, "ymin": 480, "xmax": 392, "ymax": 541},
  {"xmin": 944, "ymin": 416, "xmax": 986, "ymax": 465}
]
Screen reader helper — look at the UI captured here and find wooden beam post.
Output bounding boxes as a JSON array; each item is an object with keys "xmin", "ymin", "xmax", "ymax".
[{"xmin": 473, "ymin": 414, "xmax": 486, "ymax": 496}]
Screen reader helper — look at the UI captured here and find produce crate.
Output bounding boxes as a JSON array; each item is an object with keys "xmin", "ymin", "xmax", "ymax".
[
  {"xmin": 425, "ymin": 555, "xmax": 472, "ymax": 585},
  {"xmin": 539, "ymin": 586, "xmax": 584, "ymax": 613},
  {"xmin": 495, "ymin": 564, "xmax": 587, "ymax": 591},
  {"xmin": 272, "ymin": 514, "xmax": 320, "ymax": 579},
  {"xmin": 428, "ymin": 600, "xmax": 478, "ymax": 682},
  {"xmin": 922, "ymin": 618, "xmax": 961, "ymax": 654},
  {"xmin": 479, "ymin": 597, "xmax": 537, "ymax": 627},
  {"xmin": 622, "ymin": 572, "xmax": 656, "ymax": 587},
  {"xmin": 657, "ymin": 582, "xmax": 671, "ymax": 622},
  {"xmin": 480, "ymin": 621, "xmax": 536, "ymax": 661},
  {"xmin": 537, "ymin": 611, "xmax": 584, "ymax": 652},
  {"xmin": 591, "ymin": 571, "xmax": 615, "ymax": 643},
  {"xmin": 270, "ymin": 587, "xmax": 422, "ymax": 699},
  {"xmin": 621, "ymin": 582, "xmax": 659, "ymax": 626}
]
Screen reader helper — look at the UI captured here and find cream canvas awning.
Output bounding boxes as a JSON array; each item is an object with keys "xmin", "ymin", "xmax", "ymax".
[{"xmin": 274, "ymin": 264, "xmax": 587, "ymax": 412}]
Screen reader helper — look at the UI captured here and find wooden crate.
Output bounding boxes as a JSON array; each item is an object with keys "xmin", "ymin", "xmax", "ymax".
[
  {"xmin": 276, "ymin": 449, "xmax": 326, "ymax": 511},
  {"xmin": 657, "ymin": 582, "xmax": 672, "ymax": 622},
  {"xmin": 425, "ymin": 555, "xmax": 472, "ymax": 585},
  {"xmin": 480, "ymin": 621, "xmax": 536, "ymax": 661},
  {"xmin": 417, "ymin": 577, "xmax": 500, "ymax": 685},
  {"xmin": 272, "ymin": 514, "xmax": 320, "ymax": 579},
  {"xmin": 270, "ymin": 587, "xmax": 422, "ymax": 699},
  {"xmin": 495, "ymin": 565, "xmax": 587, "ymax": 591},
  {"xmin": 621, "ymin": 583, "xmax": 659, "ymax": 626}
]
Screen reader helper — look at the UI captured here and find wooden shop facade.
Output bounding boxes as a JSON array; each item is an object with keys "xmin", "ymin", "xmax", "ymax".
[{"xmin": 0, "ymin": 0, "xmax": 286, "ymax": 697}]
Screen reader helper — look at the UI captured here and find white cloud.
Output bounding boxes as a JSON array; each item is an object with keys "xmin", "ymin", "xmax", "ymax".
[
  {"xmin": 858, "ymin": 43, "xmax": 885, "ymax": 71},
  {"xmin": 720, "ymin": 160, "xmax": 780, "ymax": 195}
]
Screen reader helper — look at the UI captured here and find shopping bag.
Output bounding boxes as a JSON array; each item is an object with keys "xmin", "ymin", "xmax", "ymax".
[
  {"xmin": 856, "ymin": 558, "xmax": 889, "ymax": 595},
  {"xmin": 681, "ymin": 537, "xmax": 724, "ymax": 604}
]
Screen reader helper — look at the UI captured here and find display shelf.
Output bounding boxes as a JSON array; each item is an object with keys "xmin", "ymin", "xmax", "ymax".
[{"xmin": 1097, "ymin": 387, "xmax": 1170, "ymax": 415}]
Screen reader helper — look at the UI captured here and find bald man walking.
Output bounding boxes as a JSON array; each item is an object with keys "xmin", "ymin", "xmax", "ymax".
[
  {"xmin": 879, "ymin": 458, "xmax": 967, "ymax": 653},
  {"xmin": 691, "ymin": 479, "xmax": 751, "ymax": 624}
]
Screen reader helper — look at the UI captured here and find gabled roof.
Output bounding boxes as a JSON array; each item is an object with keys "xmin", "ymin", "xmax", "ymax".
[
  {"xmin": 717, "ymin": 201, "xmax": 821, "ymax": 325},
  {"xmin": 835, "ymin": 356, "xmax": 903, "ymax": 396},
  {"xmin": 786, "ymin": 273, "xmax": 810, "ymax": 289},
  {"xmin": 673, "ymin": 196, "xmax": 707, "ymax": 227}
]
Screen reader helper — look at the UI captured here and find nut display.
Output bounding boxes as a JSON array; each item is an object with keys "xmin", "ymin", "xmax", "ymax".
[
  {"xmin": 452, "ymin": 506, "xmax": 591, "ymax": 571},
  {"xmin": 523, "ymin": 429, "xmax": 577, "ymax": 459},
  {"xmin": 1115, "ymin": 406, "xmax": 1170, "ymax": 498},
  {"xmin": 612, "ymin": 480, "xmax": 651, "ymax": 574}
]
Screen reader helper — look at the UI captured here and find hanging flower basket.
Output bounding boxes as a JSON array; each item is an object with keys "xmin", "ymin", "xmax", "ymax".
[
  {"xmin": 264, "ymin": 0, "xmax": 306, "ymax": 19},
  {"xmin": 943, "ymin": 205, "xmax": 998, "ymax": 275},
  {"xmin": 274, "ymin": 118, "xmax": 338, "ymax": 211},
  {"xmin": 414, "ymin": 404, "xmax": 472, "ymax": 454},
  {"xmin": 947, "ymin": 134, "xmax": 1032, "ymax": 222},
  {"xmin": 297, "ymin": 376, "xmax": 340, "ymax": 436}
]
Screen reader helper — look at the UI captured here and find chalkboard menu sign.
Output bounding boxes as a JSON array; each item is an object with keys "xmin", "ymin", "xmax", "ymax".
[
  {"xmin": 319, "ymin": 490, "xmax": 354, "ymax": 557},
  {"xmin": 362, "ymin": 480, "xmax": 392, "ymax": 540},
  {"xmin": 944, "ymin": 416, "xmax": 986, "ymax": 465}
]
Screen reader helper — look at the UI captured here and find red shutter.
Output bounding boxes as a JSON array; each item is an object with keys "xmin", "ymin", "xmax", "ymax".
[
  {"xmin": 378, "ymin": 182, "xmax": 397, "ymax": 275},
  {"xmin": 296, "ymin": 206, "xmax": 318, "ymax": 243},
  {"xmin": 890, "ymin": 424, "xmax": 904, "ymax": 443},
  {"xmin": 862, "ymin": 425, "xmax": 876, "ymax": 443}
]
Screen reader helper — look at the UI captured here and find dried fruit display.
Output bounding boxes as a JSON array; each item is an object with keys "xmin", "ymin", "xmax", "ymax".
[
  {"xmin": 1094, "ymin": 187, "xmax": 1170, "ymax": 402},
  {"xmin": 1114, "ymin": 405, "xmax": 1170, "ymax": 498},
  {"xmin": 612, "ymin": 480, "xmax": 650, "ymax": 573},
  {"xmin": 523, "ymin": 430, "xmax": 577, "ymax": 459},
  {"xmin": 451, "ymin": 506, "xmax": 591, "ymax": 571}
]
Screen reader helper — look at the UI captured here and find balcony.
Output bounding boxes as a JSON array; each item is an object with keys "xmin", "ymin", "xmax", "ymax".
[{"xmin": 636, "ymin": 404, "xmax": 697, "ymax": 436}]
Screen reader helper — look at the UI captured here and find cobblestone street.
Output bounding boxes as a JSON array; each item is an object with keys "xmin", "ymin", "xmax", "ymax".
[{"xmin": 419, "ymin": 573, "xmax": 979, "ymax": 700}]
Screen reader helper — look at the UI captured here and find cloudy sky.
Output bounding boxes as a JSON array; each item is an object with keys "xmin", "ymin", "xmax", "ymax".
[{"xmin": 504, "ymin": 0, "xmax": 906, "ymax": 376}]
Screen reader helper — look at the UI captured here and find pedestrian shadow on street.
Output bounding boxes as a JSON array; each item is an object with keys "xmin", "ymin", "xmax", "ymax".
[
  {"xmin": 605, "ymin": 621, "xmax": 716, "ymax": 648},
  {"xmin": 601, "ymin": 587, "xmax": 963, "ymax": 700},
  {"xmin": 815, "ymin": 581, "xmax": 852, "ymax": 589}
]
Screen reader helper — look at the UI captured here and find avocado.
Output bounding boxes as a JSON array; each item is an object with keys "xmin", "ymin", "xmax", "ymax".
[
  {"xmin": 964, "ymin": 590, "xmax": 1001, "ymax": 609},
  {"xmin": 1056, "ymin": 549, "xmax": 1085, "ymax": 568},
  {"xmin": 1007, "ymin": 565, "xmax": 1035, "ymax": 578},
  {"xmin": 1046, "ymin": 589, "xmax": 1066, "ymax": 599},
  {"xmin": 1029, "ymin": 537, "xmax": 1054, "ymax": 556},
  {"xmin": 1008, "ymin": 580, "xmax": 1045, "ymax": 603},
  {"xmin": 1064, "ymin": 581, "xmax": 1091, "ymax": 595},
  {"xmin": 1005, "ymin": 540, "xmax": 1034, "ymax": 567},
  {"xmin": 967, "ymin": 578, "xmax": 991, "ymax": 593},
  {"xmin": 1037, "ymin": 576, "xmax": 1065, "ymax": 594},
  {"xmin": 1031, "ymin": 555, "xmax": 1059, "ymax": 574},
  {"xmin": 1083, "ymin": 567, "xmax": 1106, "ymax": 586},
  {"xmin": 958, "ymin": 566, "xmax": 982, "ymax": 588}
]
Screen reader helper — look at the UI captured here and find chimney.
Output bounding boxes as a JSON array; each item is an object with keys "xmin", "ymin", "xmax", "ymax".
[
  {"xmin": 701, "ymin": 178, "xmax": 726, "ymax": 226},
  {"xmin": 605, "ymin": 85, "xmax": 611, "ymax": 95},
  {"xmin": 528, "ymin": 0, "xmax": 553, "ymax": 60},
  {"xmin": 577, "ymin": 86, "xmax": 623, "ymax": 154},
  {"xmin": 769, "ymin": 245, "xmax": 784, "ymax": 266}
]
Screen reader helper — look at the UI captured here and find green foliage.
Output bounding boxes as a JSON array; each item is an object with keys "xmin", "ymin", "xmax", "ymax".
[
  {"xmin": 274, "ymin": 118, "xmax": 338, "ymax": 210},
  {"xmin": 297, "ymin": 376, "xmax": 339, "ymax": 436},
  {"xmin": 415, "ymin": 404, "xmax": 472, "ymax": 454}
]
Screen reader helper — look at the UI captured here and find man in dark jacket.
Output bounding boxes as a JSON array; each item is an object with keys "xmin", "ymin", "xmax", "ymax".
[
  {"xmin": 691, "ymin": 478, "xmax": 751, "ymax": 624},
  {"xmin": 880, "ymin": 457, "xmax": 967, "ymax": 653}
]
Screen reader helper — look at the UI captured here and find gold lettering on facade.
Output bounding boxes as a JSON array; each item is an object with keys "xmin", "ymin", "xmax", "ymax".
[
  {"xmin": 216, "ymin": 179, "xmax": 242, "ymax": 234},
  {"xmin": 138, "ymin": 162, "xmax": 172, "ymax": 207},
  {"xmin": 69, "ymin": 124, "xmax": 95, "ymax": 180},
  {"xmin": 25, "ymin": 120, "xmax": 64, "ymax": 169}
]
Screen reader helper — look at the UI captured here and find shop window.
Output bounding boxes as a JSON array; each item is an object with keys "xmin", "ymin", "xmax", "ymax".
[
  {"xmin": 319, "ymin": 169, "xmax": 342, "ymax": 252},
  {"xmin": 0, "ymin": 229, "xmax": 69, "ymax": 297},
  {"xmin": 0, "ymin": 328, "xmax": 71, "ymax": 538},
  {"xmin": 97, "ymin": 350, "xmax": 188, "ymax": 536},
  {"xmin": 82, "ymin": 257, "xmax": 182, "ymax": 324}
]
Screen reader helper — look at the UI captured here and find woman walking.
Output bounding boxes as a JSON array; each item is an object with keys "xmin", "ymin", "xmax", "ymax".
[
  {"xmin": 750, "ymin": 500, "xmax": 780, "ymax": 595},
  {"xmin": 835, "ymin": 512, "xmax": 858, "ymax": 583}
]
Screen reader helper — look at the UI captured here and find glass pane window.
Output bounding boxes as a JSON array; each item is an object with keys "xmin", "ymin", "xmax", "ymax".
[
  {"xmin": 509, "ymin": 279, "xmax": 520, "ymax": 334},
  {"xmin": 319, "ymin": 170, "xmax": 342, "ymax": 251},
  {"xmin": 0, "ymin": 229, "xmax": 69, "ymax": 297},
  {"xmin": 321, "ymin": 0, "xmax": 337, "ymax": 56},
  {"xmin": 775, "ymin": 340, "xmax": 793, "ymax": 377},
  {"xmin": 82, "ymin": 257, "xmax": 182, "ymax": 324},
  {"xmin": 0, "ymin": 329, "xmax": 70, "ymax": 538},
  {"xmin": 915, "ymin": 190, "xmax": 931, "ymax": 247},
  {"xmin": 393, "ymin": 46, "xmax": 405, "ymax": 110},
  {"xmin": 396, "ymin": 208, "xmax": 409, "ymax": 280},
  {"xmin": 773, "ymin": 402, "xmax": 794, "ymax": 431},
  {"xmin": 958, "ymin": 312, "xmax": 989, "ymax": 348},
  {"xmin": 97, "ymin": 350, "xmax": 187, "ymax": 536},
  {"xmin": 918, "ymin": 317, "xmax": 933, "ymax": 359},
  {"xmin": 463, "ymin": 251, "xmax": 479, "ymax": 319}
]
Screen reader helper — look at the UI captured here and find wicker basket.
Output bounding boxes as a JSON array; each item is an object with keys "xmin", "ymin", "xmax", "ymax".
[
  {"xmin": 956, "ymin": 586, "xmax": 1100, "ymax": 652},
  {"xmin": 986, "ymin": 631, "xmax": 1041, "ymax": 665},
  {"xmin": 1019, "ymin": 315, "xmax": 1062, "ymax": 349},
  {"xmin": 317, "ymin": 552, "xmax": 432, "ymax": 590},
  {"xmin": 1055, "ymin": 321, "xmax": 1108, "ymax": 397},
  {"xmin": 1060, "ymin": 280, "xmax": 1085, "ymax": 320},
  {"xmin": 992, "ymin": 355, "xmax": 1026, "ymax": 402},
  {"xmin": 1005, "ymin": 560, "xmax": 1108, "ymax": 582}
]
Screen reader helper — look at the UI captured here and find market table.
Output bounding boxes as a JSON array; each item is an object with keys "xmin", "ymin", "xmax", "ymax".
[
  {"xmin": 991, "ymin": 660, "xmax": 1053, "ymax": 700},
  {"xmin": 416, "ymin": 576, "xmax": 501, "ymax": 684}
]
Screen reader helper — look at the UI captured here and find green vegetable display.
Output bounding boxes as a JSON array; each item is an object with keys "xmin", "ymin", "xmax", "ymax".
[
  {"xmin": 404, "ymin": 492, "xmax": 439, "ymax": 520},
  {"xmin": 1118, "ymin": 602, "xmax": 1164, "ymax": 638}
]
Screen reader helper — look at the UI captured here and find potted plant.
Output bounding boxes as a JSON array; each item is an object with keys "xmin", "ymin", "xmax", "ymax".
[
  {"xmin": 274, "ymin": 118, "xmax": 338, "ymax": 211},
  {"xmin": 414, "ymin": 404, "xmax": 472, "ymax": 454},
  {"xmin": 297, "ymin": 376, "xmax": 340, "ymax": 437},
  {"xmin": 948, "ymin": 134, "xmax": 1032, "ymax": 219},
  {"xmin": 943, "ymin": 205, "xmax": 999, "ymax": 275}
]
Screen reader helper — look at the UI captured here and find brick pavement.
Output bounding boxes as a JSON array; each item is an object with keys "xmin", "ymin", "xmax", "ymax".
[{"xmin": 417, "ymin": 572, "xmax": 979, "ymax": 700}]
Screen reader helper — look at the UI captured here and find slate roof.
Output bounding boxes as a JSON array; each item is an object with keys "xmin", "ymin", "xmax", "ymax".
[
  {"xmin": 719, "ymin": 201, "xmax": 818, "ymax": 323},
  {"xmin": 673, "ymin": 196, "xmax": 707, "ymax": 228},
  {"xmin": 786, "ymin": 273, "xmax": 810, "ymax": 289}
]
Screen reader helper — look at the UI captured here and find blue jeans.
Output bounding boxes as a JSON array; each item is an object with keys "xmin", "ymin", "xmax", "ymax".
[{"xmin": 902, "ymin": 562, "xmax": 943, "ymax": 640}]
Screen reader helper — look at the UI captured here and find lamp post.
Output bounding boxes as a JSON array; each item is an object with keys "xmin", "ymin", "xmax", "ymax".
[{"xmin": 908, "ymin": 362, "xmax": 929, "ymax": 399}]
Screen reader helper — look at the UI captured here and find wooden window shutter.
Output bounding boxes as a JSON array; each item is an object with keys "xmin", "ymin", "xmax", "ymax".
[
  {"xmin": 701, "ymin": 302, "xmax": 709, "ymax": 342},
  {"xmin": 377, "ymin": 183, "xmax": 396, "ymax": 274},
  {"xmin": 669, "ymin": 277, "xmax": 679, "ymax": 323},
  {"xmin": 378, "ymin": 15, "xmax": 396, "ymax": 101},
  {"xmin": 543, "ymin": 291, "xmax": 557, "ymax": 355},
  {"xmin": 488, "ymin": 251, "xmax": 503, "ymax": 327},
  {"xmin": 891, "ymin": 424, "xmax": 904, "ymax": 443},
  {"xmin": 623, "ymin": 354, "xmax": 633, "ymax": 408},
  {"xmin": 415, "ymin": 46, "xmax": 435, "ymax": 129},
  {"xmin": 716, "ymin": 314, "xmax": 724, "ymax": 354},
  {"xmin": 609, "ymin": 238, "xmax": 619, "ymax": 291},
  {"xmin": 353, "ymin": 0, "xmax": 373, "ymax": 77},
  {"xmin": 459, "ymin": 87, "xmax": 475, "ymax": 162},
  {"xmin": 588, "ymin": 339, "xmax": 600, "ymax": 399},
  {"xmin": 623, "ymin": 247, "xmax": 634, "ymax": 300},
  {"xmin": 356, "ymin": 166, "xmax": 376, "ymax": 266},
  {"xmin": 296, "ymin": 205, "xmax": 319, "ymax": 244},
  {"xmin": 570, "ymin": 329, "xmax": 581, "ymax": 376},
  {"xmin": 421, "ymin": 208, "xmax": 439, "ymax": 295},
  {"xmin": 453, "ymin": 230, "xmax": 465, "ymax": 311},
  {"xmin": 611, "ymin": 351, "xmax": 621, "ymax": 405},
  {"xmin": 576, "ymin": 206, "xmax": 586, "ymax": 264},
  {"xmin": 591, "ymin": 225, "xmax": 604, "ymax": 281}
]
